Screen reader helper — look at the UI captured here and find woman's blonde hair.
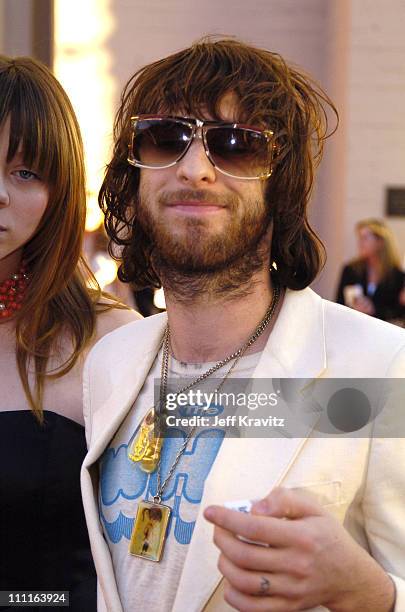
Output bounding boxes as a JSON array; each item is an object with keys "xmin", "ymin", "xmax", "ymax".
[
  {"xmin": 356, "ymin": 218, "xmax": 402, "ymax": 279},
  {"xmin": 0, "ymin": 55, "xmax": 109, "ymax": 421}
]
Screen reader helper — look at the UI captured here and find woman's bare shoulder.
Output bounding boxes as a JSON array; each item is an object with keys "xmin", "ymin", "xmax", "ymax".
[{"xmin": 93, "ymin": 300, "xmax": 142, "ymax": 345}]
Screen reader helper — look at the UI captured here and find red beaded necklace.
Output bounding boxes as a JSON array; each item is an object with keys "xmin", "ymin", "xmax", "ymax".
[{"xmin": 0, "ymin": 262, "xmax": 29, "ymax": 319}]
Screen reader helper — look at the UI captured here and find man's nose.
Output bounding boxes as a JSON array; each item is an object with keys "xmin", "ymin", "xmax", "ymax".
[{"xmin": 175, "ymin": 134, "xmax": 216, "ymax": 185}]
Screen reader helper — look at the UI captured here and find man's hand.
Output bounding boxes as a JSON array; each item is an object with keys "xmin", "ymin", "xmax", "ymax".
[{"xmin": 204, "ymin": 487, "xmax": 395, "ymax": 612}]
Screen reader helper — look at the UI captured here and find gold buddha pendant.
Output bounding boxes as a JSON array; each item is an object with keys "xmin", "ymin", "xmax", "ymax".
[{"xmin": 128, "ymin": 408, "xmax": 163, "ymax": 473}]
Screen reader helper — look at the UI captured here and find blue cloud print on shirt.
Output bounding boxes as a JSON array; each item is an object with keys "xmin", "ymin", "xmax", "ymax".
[{"xmin": 100, "ymin": 428, "xmax": 224, "ymax": 545}]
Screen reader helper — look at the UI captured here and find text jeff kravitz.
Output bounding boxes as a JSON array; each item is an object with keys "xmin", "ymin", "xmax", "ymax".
[{"xmin": 165, "ymin": 414, "xmax": 285, "ymax": 428}]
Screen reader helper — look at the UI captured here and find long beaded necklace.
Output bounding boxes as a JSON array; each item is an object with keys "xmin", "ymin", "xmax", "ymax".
[
  {"xmin": 127, "ymin": 282, "xmax": 280, "ymax": 562},
  {"xmin": 0, "ymin": 262, "xmax": 29, "ymax": 319}
]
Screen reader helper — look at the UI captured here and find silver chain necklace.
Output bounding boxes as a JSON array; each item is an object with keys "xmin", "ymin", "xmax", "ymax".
[
  {"xmin": 155, "ymin": 282, "xmax": 281, "ymax": 502},
  {"xmin": 128, "ymin": 283, "xmax": 281, "ymax": 562}
]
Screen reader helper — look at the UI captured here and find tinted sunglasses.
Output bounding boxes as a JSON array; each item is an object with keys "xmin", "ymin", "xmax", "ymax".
[{"xmin": 127, "ymin": 115, "xmax": 275, "ymax": 180}]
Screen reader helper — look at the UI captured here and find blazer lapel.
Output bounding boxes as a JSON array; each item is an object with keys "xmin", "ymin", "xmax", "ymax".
[
  {"xmin": 82, "ymin": 313, "xmax": 169, "ymax": 612},
  {"xmin": 172, "ymin": 288, "xmax": 328, "ymax": 612},
  {"xmin": 84, "ymin": 313, "xmax": 168, "ymax": 466}
]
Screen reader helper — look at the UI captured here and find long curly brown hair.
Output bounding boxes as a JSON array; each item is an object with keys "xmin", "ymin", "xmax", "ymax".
[{"xmin": 100, "ymin": 37, "xmax": 338, "ymax": 290}]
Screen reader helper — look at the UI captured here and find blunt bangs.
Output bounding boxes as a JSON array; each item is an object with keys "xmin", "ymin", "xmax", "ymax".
[
  {"xmin": 0, "ymin": 56, "xmax": 78, "ymax": 192},
  {"xmin": 0, "ymin": 53, "xmax": 86, "ymax": 281}
]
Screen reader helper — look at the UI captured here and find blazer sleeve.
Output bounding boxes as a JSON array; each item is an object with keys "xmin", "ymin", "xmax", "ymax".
[
  {"xmin": 362, "ymin": 345, "xmax": 405, "ymax": 611},
  {"xmin": 363, "ymin": 436, "xmax": 405, "ymax": 611}
]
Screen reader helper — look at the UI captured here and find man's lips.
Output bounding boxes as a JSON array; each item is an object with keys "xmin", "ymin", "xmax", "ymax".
[
  {"xmin": 166, "ymin": 201, "xmax": 225, "ymax": 212},
  {"xmin": 0, "ymin": 225, "xmax": 7, "ymax": 231}
]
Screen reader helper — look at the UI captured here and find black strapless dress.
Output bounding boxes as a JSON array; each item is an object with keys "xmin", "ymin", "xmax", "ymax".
[{"xmin": 0, "ymin": 411, "xmax": 96, "ymax": 611}]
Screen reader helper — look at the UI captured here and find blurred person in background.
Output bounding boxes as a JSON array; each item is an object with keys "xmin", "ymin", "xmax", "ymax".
[
  {"xmin": 336, "ymin": 218, "xmax": 405, "ymax": 323},
  {"xmin": 0, "ymin": 56, "xmax": 139, "ymax": 611}
]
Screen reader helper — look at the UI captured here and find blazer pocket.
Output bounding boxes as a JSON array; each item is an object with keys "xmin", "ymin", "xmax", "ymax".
[{"xmin": 286, "ymin": 480, "xmax": 343, "ymax": 507}]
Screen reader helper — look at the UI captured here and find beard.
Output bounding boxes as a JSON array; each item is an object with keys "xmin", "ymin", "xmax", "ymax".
[{"xmin": 137, "ymin": 186, "xmax": 272, "ymax": 302}]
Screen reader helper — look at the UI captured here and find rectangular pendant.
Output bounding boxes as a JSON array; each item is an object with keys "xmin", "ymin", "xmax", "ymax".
[{"xmin": 129, "ymin": 500, "xmax": 171, "ymax": 562}]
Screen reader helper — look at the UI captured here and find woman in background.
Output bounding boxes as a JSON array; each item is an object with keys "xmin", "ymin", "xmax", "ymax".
[
  {"xmin": 0, "ymin": 56, "xmax": 139, "ymax": 610},
  {"xmin": 336, "ymin": 218, "xmax": 405, "ymax": 323}
]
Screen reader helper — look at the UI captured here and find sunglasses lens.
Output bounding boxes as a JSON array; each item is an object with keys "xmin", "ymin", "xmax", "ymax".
[
  {"xmin": 206, "ymin": 127, "xmax": 271, "ymax": 178},
  {"xmin": 132, "ymin": 119, "xmax": 192, "ymax": 167}
]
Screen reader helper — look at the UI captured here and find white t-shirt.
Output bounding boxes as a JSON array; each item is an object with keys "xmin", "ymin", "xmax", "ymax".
[{"xmin": 99, "ymin": 349, "xmax": 261, "ymax": 612}]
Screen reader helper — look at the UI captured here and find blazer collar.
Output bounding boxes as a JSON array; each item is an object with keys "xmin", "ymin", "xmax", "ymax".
[{"xmin": 265, "ymin": 286, "xmax": 327, "ymax": 378}]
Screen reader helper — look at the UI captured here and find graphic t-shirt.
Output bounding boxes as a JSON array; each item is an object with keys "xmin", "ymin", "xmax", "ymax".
[{"xmin": 99, "ymin": 349, "xmax": 261, "ymax": 612}]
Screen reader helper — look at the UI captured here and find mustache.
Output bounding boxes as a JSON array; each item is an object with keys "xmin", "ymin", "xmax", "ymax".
[{"xmin": 158, "ymin": 189, "xmax": 237, "ymax": 207}]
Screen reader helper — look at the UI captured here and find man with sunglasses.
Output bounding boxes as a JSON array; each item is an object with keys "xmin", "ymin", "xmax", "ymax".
[{"xmin": 81, "ymin": 39, "xmax": 405, "ymax": 612}]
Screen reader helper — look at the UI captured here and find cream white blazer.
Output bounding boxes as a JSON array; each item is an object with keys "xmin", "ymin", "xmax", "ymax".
[{"xmin": 81, "ymin": 288, "xmax": 405, "ymax": 612}]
